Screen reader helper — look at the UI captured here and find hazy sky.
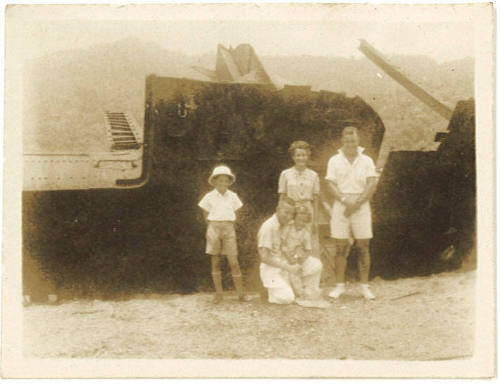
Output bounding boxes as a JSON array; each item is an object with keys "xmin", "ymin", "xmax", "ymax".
[{"xmin": 17, "ymin": 19, "xmax": 475, "ymax": 62}]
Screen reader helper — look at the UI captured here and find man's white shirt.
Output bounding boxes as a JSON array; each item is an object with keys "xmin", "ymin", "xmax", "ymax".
[{"xmin": 325, "ymin": 146, "xmax": 377, "ymax": 193}]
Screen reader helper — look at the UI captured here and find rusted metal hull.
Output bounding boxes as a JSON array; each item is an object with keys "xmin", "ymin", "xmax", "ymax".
[
  {"xmin": 23, "ymin": 76, "xmax": 385, "ymax": 298},
  {"xmin": 23, "ymin": 111, "xmax": 147, "ymax": 191},
  {"xmin": 371, "ymin": 99, "xmax": 475, "ymax": 278},
  {"xmin": 23, "ymin": 73, "xmax": 475, "ymax": 298}
]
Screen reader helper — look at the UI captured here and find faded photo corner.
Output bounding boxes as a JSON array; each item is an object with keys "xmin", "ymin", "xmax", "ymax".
[{"xmin": 1, "ymin": 2, "xmax": 496, "ymax": 379}]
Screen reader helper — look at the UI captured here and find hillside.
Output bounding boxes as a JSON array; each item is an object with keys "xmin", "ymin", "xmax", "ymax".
[
  {"xmin": 261, "ymin": 54, "xmax": 473, "ymax": 157},
  {"xmin": 23, "ymin": 38, "xmax": 474, "ymax": 157},
  {"xmin": 23, "ymin": 38, "xmax": 197, "ymax": 153}
]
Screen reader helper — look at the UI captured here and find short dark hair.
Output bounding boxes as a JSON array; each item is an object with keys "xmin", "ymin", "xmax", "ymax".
[
  {"xmin": 288, "ymin": 140, "xmax": 312, "ymax": 158},
  {"xmin": 342, "ymin": 126, "xmax": 359, "ymax": 138}
]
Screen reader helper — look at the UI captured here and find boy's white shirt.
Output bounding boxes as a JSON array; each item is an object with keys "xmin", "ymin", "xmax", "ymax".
[{"xmin": 198, "ymin": 189, "xmax": 243, "ymax": 221}]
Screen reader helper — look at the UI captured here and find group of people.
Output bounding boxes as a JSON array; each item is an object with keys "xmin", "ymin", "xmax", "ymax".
[{"xmin": 198, "ymin": 126, "xmax": 378, "ymax": 305}]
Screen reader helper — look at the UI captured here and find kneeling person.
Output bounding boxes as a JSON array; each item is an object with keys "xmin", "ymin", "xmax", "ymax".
[{"xmin": 258, "ymin": 199, "xmax": 322, "ymax": 304}]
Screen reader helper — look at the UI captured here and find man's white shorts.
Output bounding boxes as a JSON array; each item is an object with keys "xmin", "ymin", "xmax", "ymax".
[{"xmin": 330, "ymin": 200, "xmax": 373, "ymax": 239}]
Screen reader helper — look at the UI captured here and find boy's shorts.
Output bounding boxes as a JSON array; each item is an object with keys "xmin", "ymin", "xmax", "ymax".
[
  {"xmin": 206, "ymin": 221, "xmax": 238, "ymax": 256},
  {"xmin": 330, "ymin": 200, "xmax": 373, "ymax": 240}
]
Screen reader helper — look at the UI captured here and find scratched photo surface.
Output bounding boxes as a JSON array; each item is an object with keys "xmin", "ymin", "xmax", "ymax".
[{"xmin": 3, "ymin": 3, "xmax": 495, "ymax": 378}]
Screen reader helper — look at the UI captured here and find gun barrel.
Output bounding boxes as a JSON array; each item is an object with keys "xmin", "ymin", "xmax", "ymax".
[{"xmin": 358, "ymin": 39, "xmax": 453, "ymax": 120}]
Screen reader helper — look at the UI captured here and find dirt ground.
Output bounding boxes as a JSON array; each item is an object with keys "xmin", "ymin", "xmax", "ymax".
[{"xmin": 24, "ymin": 269, "xmax": 475, "ymax": 360}]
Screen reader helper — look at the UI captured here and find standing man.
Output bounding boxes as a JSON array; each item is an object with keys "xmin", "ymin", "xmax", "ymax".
[
  {"xmin": 326, "ymin": 126, "xmax": 378, "ymax": 300},
  {"xmin": 258, "ymin": 198, "xmax": 323, "ymax": 304}
]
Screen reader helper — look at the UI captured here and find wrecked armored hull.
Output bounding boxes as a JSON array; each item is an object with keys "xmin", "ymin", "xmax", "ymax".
[
  {"xmin": 371, "ymin": 99, "xmax": 475, "ymax": 279},
  {"xmin": 23, "ymin": 75, "xmax": 385, "ymax": 299},
  {"xmin": 23, "ymin": 39, "xmax": 476, "ymax": 300}
]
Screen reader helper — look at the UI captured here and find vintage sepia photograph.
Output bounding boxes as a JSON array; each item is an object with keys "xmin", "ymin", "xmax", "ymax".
[{"xmin": 2, "ymin": 2, "xmax": 495, "ymax": 378}]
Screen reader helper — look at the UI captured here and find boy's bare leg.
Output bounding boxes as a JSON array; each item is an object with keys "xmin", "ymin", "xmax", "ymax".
[
  {"xmin": 211, "ymin": 255, "xmax": 223, "ymax": 303},
  {"xmin": 227, "ymin": 254, "xmax": 251, "ymax": 302}
]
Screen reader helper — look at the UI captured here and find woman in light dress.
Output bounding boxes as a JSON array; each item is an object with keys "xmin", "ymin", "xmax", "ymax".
[
  {"xmin": 278, "ymin": 140, "xmax": 320, "ymax": 233},
  {"xmin": 278, "ymin": 141, "xmax": 329, "ymax": 307}
]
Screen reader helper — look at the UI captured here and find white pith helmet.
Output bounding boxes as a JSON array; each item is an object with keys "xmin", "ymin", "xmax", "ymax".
[{"xmin": 208, "ymin": 165, "xmax": 236, "ymax": 186}]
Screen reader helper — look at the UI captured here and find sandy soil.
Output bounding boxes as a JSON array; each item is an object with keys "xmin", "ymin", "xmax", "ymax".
[{"xmin": 24, "ymin": 270, "xmax": 475, "ymax": 360}]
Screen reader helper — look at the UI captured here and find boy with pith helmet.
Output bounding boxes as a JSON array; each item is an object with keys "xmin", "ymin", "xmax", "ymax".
[{"xmin": 198, "ymin": 165, "xmax": 251, "ymax": 303}]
